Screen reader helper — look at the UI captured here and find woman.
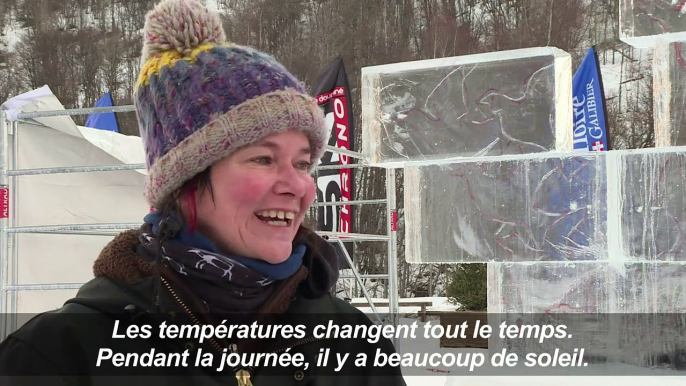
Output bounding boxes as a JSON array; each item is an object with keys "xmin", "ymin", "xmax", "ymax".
[{"xmin": 0, "ymin": 0, "xmax": 406, "ymax": 385}]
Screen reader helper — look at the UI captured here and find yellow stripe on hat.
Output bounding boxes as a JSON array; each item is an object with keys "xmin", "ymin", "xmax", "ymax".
[{"xmin": 135, "ymin": 43, "xmax": 219, "ymax": 88}]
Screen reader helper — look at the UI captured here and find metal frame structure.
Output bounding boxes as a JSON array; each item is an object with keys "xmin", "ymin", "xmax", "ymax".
[{"xmin": 0, "ymin": 104, "xmax": 400, "ymax": 341}]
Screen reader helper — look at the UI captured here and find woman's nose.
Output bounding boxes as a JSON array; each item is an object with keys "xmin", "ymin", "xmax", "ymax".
[{"xmin": 273, "ymin": 164, "xmax": 308, "ymax": 197}]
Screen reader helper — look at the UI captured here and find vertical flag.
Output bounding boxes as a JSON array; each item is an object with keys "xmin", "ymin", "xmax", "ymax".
[
  {"xmin": 85, "ymin": 92, "xmax": 120, "ymax": 133},
  {"xmin": 552, "ymin": 46, "xmax": 610, "ymax": 261},
  {"xmin": 572, "ymin": 46, "xmax": 611, "ymax": 151},
  {"xmin": 313, "ymin": 55, "xmax": 355, "ymax": 268}
]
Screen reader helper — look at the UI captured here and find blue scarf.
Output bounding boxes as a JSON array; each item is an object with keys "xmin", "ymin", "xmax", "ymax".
[{"xmin": 143, "ymin": 211, "xmax": 305, "ymax": 281}]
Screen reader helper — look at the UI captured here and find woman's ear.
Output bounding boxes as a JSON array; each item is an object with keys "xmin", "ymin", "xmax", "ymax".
[{"xmin": 173, "ymin": 184, "xmax": 197, "ymax": 234}]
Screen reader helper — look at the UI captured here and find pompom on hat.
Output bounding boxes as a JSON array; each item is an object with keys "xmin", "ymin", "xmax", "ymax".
[{"xmin": 134, "ymin": 0, "xmax": 328, "ymax": 208}]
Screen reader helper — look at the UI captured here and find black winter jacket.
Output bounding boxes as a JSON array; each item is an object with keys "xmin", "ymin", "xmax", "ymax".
[{"xmin": 0, "ymin": 229, "xmax": 407, "ymax": 386}]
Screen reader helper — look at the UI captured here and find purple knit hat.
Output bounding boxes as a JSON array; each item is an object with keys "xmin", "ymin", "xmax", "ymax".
[{"xmin": 133, "ymin": 0, "xmax": 328, "ymax": 208}]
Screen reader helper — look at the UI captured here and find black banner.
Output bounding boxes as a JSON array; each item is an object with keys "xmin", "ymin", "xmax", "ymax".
[{"xmin": 312, "ymin": 56, "xmax": 355, "ymax": 269}]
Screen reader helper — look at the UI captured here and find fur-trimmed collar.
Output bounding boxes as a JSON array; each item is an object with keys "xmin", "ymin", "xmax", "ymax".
[{"xmin": 92, "ymin": 227, "xmax": 339, "ymax": 312}]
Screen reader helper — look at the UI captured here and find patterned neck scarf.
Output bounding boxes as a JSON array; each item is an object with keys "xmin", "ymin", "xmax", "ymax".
[{"xmin": 137, "ymin": 215, "xmax": 307, "ymax": 313}]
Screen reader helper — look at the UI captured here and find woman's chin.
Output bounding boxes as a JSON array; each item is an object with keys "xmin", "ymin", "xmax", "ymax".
[{"xmin": 250, "ymin": 244, "xmax": 293, "ymax": 265}]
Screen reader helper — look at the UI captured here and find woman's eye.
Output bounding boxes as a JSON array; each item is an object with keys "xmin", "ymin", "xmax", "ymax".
[
  {"xmin": 296, "ymin": 161, "xmax": 312, "ymax": 170},
  {"xmin": 253, "ymin": 156, "xmax": 272, "ymax": 165}
]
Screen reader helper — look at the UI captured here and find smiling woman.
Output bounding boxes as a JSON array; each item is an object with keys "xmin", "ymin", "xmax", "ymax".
[
  {"xmin": 189, "ymin": 130, "xmax": 317, "ymax": 264},
  {"xmin": 0, "ymin": 0, "xmax": 406, "ymax": 385}
]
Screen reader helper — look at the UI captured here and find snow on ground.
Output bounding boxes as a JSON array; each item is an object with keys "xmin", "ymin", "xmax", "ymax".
[
  {"xmin": 406, "ymin": 374, "xmax": 686, "ymax": 386},
  {"xmin": 348, "ymin": 296, "xmax": 457, "ymax": 314},
  {"xmin": 343, "ymin": 305, "xmax": 686, "ymax": 386},
  {"xmin": 1, "ymin": 10, "xmax": 23, "ymax": 51},
  {"xmin": 204, "ymin": 0, "xmax": 221, "ymax": 12},
  {"xmin": 395, "ymin": 315, "xmax": 686, "ymax": 385}
]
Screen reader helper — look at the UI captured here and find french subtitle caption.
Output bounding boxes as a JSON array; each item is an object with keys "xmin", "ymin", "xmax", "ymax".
[{"xmin": 95, "ymin": 319, "xmax": 588, "ymax": 372}]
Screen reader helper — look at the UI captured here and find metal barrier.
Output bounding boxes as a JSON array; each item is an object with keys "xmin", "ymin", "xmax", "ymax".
[{"xmin": 0, "ymin": 104, "xmax": 400, "ymax": 342}]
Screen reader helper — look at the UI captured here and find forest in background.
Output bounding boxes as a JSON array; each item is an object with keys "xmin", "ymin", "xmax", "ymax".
[{"xmin": 0, "ymin": 0, "xmax": 657, "ymax": 299}]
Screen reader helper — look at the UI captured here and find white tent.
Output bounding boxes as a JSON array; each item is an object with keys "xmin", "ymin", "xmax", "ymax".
[{"xmin": 0, "ymin": 86, "xmax": 149, "ymax": 318}]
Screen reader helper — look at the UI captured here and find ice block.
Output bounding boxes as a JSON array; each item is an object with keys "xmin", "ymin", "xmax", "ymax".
[
  {"xmin": 487, "ymin": 262, "xmax": 615, "ymax": 313},
  {"xmin": 488, "ymin": 262, "xmax": 686, "ymax": 370},
  {"xmin": 619, "ymin": 0, "xmax": 686, "ymax": 48},
  {"xmin": 488, "ymin": 261, "xmax": 686, "ymax": 313},
  {"xmin": 361, "ymin": 47, "xmax": 573, "ymax": 167},
  {"xmin": 654, "ymin": 41, "xmax": 686, "ymax": 147},
  {"xmin": 617, "ymin": 148, "xmax": 686, "ymax": 261},
  {"xmin": 404, "ymin": 153, "xmax": 607, "ymax": 263}
]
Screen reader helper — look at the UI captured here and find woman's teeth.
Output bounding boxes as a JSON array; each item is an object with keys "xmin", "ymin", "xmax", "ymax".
[{"xmin": 255, "ymin": 210, "xmax": 296, "ymax": 226}]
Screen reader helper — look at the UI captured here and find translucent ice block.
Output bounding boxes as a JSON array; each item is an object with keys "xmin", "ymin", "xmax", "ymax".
[
  {"xmin": 487, "ymin": 261, "xmax": 686, "ymax": 313},
  {"xmin": 619, "ymin": 0, "xmax": 686, "ymax": 48},
  {"xmin": 486, "ymin": 262, "xmax": 616, "ymax": 367},
  {"xmin": 404, "ymin": 153, "xmax": 606, "ymax": 263},
  {"xmin": 654, "ymin": 41, "xmax": 686, "ymax": 146},
  {"xmin": 617, "ymin": 149, "xmax": 686, "ymax": 261},
  {"xmin": 487, "ymin": 262, "xmax": 615, "ymax": 313},
  {"xmin": 487, "ymin": 262, "xmax": 686, "ymax": 369},
  {"xmin": 361, "ymin": 47, "xmax": 573, "ymax": 167}
]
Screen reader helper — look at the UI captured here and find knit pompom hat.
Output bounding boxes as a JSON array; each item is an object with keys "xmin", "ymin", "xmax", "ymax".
[{"xmin": 134, "ymin": 0, "xmax": 328, "ymax": 208}]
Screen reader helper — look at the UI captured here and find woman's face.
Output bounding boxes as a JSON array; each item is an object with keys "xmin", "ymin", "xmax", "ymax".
[{"xmin": 193, "ymin": 129, "xmax": 317, "ymax": 264}]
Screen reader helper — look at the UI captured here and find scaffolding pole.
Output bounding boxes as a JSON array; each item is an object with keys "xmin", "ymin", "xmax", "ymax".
[
  {"xmin": 0, "ymin": 111, "xmax": 8, "ymax": 339},
  {"xmin": 8, "ymin": 164, "xmax": 147, "ymax": 176},
  {"xmin": 15, "ymin": 105, "xmax": 137, "ymax": 119},
  {"xmin": 10, "ymin": 121, "xmax": 18, "ymax": 331},
  {"xmin": 386, "ymin": 168, "xmax": 399, "ymax": 344}
]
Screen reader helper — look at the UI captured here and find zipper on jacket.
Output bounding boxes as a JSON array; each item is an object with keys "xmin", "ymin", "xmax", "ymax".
[
  {"xmin": 162, "ymin": 277, "xmax": 254, "ymax": 385},
  {"xmin": 229, "ymin": 343, "xmax": 253, "ymax": 386},
  {"xmin": 271, "ymin": 336, "xmax": 328, "ymax": 354},
  {"xmin": 237, "ymin": 336, "xmax": 331, "ymax": 381},
  {"xmin": 161, "ymin": 276, "xmax": 329, "ymax": 385},
  {"xmin": 160, "ymin": 277, "xmax": 224, "ymax": 353}
]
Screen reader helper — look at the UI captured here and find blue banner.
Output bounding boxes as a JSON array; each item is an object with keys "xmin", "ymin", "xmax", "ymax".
[
  {"xmin": 85, "ymin": 92, "xmax": 119, "ymax": 133},
  {"xmin": 545, "ymin": 47, "xmax": 611, "ymax": 262},
  {"xmin": 572, "ymin": 47, "xmax": 609, "ymax": 152}
]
